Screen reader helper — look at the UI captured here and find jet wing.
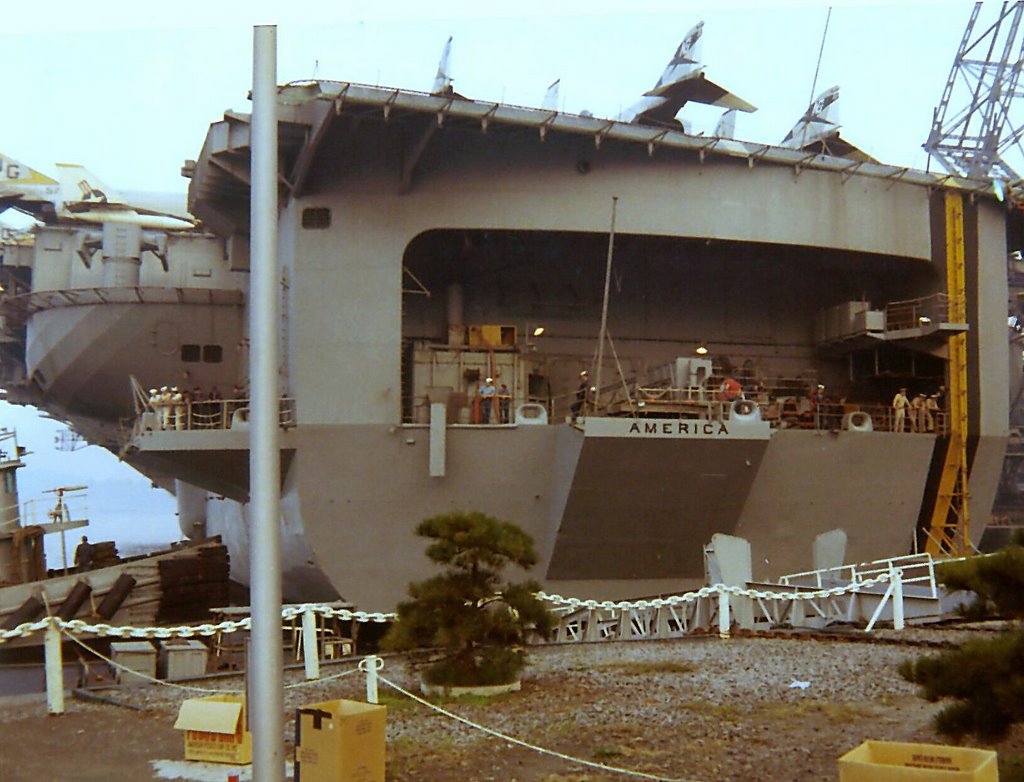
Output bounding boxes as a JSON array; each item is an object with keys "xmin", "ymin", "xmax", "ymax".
[{"xmin": 629, "ymin": 73, "xmax": 757, "ymax": 125}]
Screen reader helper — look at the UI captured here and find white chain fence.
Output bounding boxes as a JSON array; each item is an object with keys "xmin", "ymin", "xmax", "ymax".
[{"xmin": 0, "ymin": 575, "xmax": 900, "ymax": 645}]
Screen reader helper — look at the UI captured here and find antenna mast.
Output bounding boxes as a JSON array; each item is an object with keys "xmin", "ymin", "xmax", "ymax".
[{"xmin": 924, "ymin": 2, "xmax": 1024, "ymax": 181}]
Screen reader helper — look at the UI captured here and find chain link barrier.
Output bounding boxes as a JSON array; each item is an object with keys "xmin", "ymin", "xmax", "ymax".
[
  {"xmin": 534, "ymin": 571, "xmax": 894, "ymax": 612},
  {"xmin": 0, "ymin": 576, "xmax": 894, "ymax": 645},
  {"xmin": 0, "ymin": 605, "xmax": 397, "ymax": 644}
]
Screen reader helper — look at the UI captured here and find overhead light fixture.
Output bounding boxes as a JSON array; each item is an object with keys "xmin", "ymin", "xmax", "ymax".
[
  {"xmin": 918, "ymin": 316, "xmax": 932, "ymax": 325},
  {"xmin": 532, "ymin": 326, "xmax": 545, "ymax": 337},
  {"xmin": 994, "ymin": 179, "xmax": 1006, "ymax": 202},
  {"xmin": 695, "ymin": 343, "xmax": 709, "ymax": 355}
]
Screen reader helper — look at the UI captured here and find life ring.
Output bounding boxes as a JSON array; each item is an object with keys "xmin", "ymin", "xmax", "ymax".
[
  {"xmin": 842, "ymin": 411, "xmax": 873, "ymax": 432},
  {"xmin": 730, "ymin": 399, "xmax": 761, "ymax": 421},
  {"xmin": 515, "ymin": 403, "xmax": 548, "ymax": 425}
]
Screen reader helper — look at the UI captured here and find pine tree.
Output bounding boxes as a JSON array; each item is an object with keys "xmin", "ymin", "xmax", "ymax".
[
  {"xmin": 381, "ymin": 511, "xmax": 553, "ymax": 687},
  {"xmin": 900, "ymin": 535, "xmax": 1024, "ymax": 740}
]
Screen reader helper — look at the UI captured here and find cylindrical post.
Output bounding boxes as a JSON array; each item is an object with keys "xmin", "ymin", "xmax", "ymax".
[
  {"xmin": 250, "ymin": 24, "xmax": 284, "ymax": 782},
  {"xmin": 44, "ymin": 619, "xmax": 64, "ymax": 715},
  {"xmin": 302, "ymin": 610, "xmax": 320, "ymax": 680},
  {"xmin": 718, "ymin": 588, "xmax": 731, "ymax": 639},
  {"xmin": 892, "ymin": 568, "xmax": 905, "ymax": 631},
  {"xmin": 364, "ymin": 655, "xmax": 379, "ymax": 704}
]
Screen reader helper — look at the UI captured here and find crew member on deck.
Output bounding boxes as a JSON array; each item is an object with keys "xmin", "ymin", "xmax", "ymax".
[
  {"xmin": 571, "ymin": 371, "xmax": 589, "ymax": 419},
  {"xmin": 925, "ymin": 393, "xmax": 939, "ymax": 432},
  {"xmin": 497, "ymin": 383, "xmax": 512, "ymax": 423},
  {"xmin": 74, "ymin": 535, "xmax": 94, "ymax": 573},
  {"xmin": 910, "ymin": 393, "xmax": 926, "ymax": 433},
  {"xmin": 479, "ymin": 377, "xmax": 496, "ymax": 423},
  {"xmin": 892, "ymin": 387, "xmax": 910, "ymax": 432}
]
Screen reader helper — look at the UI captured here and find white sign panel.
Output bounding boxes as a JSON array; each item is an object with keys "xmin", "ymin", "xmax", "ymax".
[{"xmin": 584, "ymin": 416, "xmax": 771, "ymax": 440}]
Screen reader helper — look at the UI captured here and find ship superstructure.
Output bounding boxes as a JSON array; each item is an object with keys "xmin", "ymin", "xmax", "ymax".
[{"xmin": 0, "ymin": 40, "xmax": 1014, "ymax": 611}]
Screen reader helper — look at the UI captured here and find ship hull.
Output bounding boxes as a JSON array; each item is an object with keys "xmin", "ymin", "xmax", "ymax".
[{"xmin": 157, "ymin": 420, "xmax": 992, "ymax": 612}]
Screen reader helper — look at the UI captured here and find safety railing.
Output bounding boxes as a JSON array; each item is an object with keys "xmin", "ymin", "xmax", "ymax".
[
  {"xmin": 778, "ymin": 552, "xmax": 946, "ymax": 600},
  {"xmin": 133, "ymin": 396, "xmax": 296, "ymax": 436},
  {"xmin": 885, "ymin": 293, "xmax": 954, "ymax": 330}
]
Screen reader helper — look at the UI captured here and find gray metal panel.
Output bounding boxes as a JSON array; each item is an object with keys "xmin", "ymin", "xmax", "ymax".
[
  {"xmin": 735, "ymin": 430, "xmax": 937, "ymax": 579},
  {"xmin": 547, "ymin": 436, "xmax": 768, "ymax": 580}
]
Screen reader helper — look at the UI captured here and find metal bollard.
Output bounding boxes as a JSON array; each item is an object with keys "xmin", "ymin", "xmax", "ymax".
[
  {"xmin": 302, "ymin": 610, "xmax": 320, "ymax": 681},
  {"xmin": 360, "ymin": 655, "xmax": 381, "ymax": 704},
  {"xmin": 44, "ymin": 619, "xmax": 65, "ymax": 715},
  {"xmin": 892, "ymin": 568, "xmax": 905, "ymax": 631},
  {"xmin": 718, "ymin": 588, "xmax": 731, "ymax": 639}
]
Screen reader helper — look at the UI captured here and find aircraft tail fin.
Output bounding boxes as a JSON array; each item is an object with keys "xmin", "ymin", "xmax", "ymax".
[
  {"xmin": 0, "ymin": 154, "xmax": 58, "ymax": 188},
  {"xmin": 432, "ymin": 36, "xmax": 454, "ymax": 95},
  {"xmin": 650, "ymin": 22, "xmax": 705, "ymax": 95},
  {"xmin": 56, "ymin": 163, "xmax": 126, "ymax": 209},
  {"xmin": 781, "ymin": 85, "xmax": 840, "ymax": 149},
  {"xmin": 714, "ymin": 109, "xmax": 737, "ymax": 139},
  {"xmin": 541, "ymin": 79, "xmax": 560, "ymax": 112},
  {"xmin": 621, "ymin": 23, "xmax": 756, "ymax": 125}
]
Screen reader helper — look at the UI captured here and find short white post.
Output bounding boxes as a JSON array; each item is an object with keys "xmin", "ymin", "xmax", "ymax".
[
  {"xmin": 892, "ymin": 568, "xmax": 905, "ymax": 631},
  {"xmin": 718, "ymin": 588, "xmax": 731, "ymax": 639},
  {"xmin": 363, "ymin": 655, "xmax": 380, "ymax": 704},
  {"xmin": 44, "ymin": 619, "xmax": 65, "ymax": 715},
  {"xmin": 302, "ymin": 610, "xmax": 320, "ymax": 680}
]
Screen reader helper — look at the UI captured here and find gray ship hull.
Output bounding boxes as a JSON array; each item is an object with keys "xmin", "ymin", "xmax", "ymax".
[{"xmin": 134, "ymin": 419, "xmax": 992, "ymax": 612}]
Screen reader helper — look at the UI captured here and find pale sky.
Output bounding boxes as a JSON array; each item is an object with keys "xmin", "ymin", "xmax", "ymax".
[{"xmin": 0, "ymin": 0, "xmax": 998, "ymax": 559}]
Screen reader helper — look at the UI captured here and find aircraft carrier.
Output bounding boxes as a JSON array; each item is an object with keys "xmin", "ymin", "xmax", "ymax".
[{"xmin": 0, "ymin": 27, "xmax": 1014, "ymax": 611}]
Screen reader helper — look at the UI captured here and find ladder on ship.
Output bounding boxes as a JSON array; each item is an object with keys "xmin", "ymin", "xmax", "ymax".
[{"xmin": 923, "ymin": 192, "xmax": 971, "ymax": 556}]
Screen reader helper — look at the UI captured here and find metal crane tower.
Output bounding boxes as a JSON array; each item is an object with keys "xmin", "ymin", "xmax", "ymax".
[{"xmin": 925, "ymin": 2, "xmax": 1024, "ymax": 182}]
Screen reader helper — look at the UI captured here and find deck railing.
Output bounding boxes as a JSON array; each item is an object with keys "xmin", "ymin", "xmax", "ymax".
[{"xmin": 133, "ymin": 397, "xmax": 296, "ymax": 435}]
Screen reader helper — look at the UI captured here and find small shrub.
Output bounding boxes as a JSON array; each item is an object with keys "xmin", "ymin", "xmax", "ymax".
[{"xmin": 381, "ymin": 511, "xmax": 553, "ymax": 687}]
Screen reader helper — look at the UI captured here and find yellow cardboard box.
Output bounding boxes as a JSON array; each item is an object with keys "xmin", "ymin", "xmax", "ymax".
[
  {"xmin": 295, "ymin": 699, "xmax": 386, "ymax": 782},
  {"xmin": 839, "ymin": 740, "xmax": 998, "ymax": 782},
  {"xmin": 173, "ymin": 694, "xmax": 253, "ymax": 765}
]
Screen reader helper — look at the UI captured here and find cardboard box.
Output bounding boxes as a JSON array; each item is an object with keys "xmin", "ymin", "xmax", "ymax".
[
  {"xmin": 173, "ymin": 694, "xmax": 252, "ymax": 765},
  {"xmin": 159, "ymin": 639, "xmax": 209, "ymax": 681},
  {"xmin": 295, "ymin": 699, "xmax": 386, "ymax": 782},
  {"xmin": 839, "ymin": 740, "xmax": 998, "ymax": 782},
  {"xmin": 110, "ymin": 641, "xmax": 156, "ymax": 687}
]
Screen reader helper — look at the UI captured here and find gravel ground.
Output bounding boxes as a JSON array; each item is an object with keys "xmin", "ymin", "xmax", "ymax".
[{"xmin": 1, "ymin": 625, "xmax": 1021, "ymax": 781}]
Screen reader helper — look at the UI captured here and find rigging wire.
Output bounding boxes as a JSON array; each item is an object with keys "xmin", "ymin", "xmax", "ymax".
[{"xmin": 801, "ymin": 6, "xmax": 834, "ymax": 150}]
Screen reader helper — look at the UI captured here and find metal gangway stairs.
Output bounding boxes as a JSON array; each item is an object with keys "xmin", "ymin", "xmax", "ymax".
[{"xmin": 544, "ymin": 552, "xmax": 948, "ymax": 644}]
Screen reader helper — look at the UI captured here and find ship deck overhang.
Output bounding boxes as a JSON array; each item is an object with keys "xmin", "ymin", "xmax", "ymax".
[
  {"xmin": 187, "ymin": 80, "xmax": 1001, "ymax": 238},
  {"xmin": 126, "ymin": 429, "xmax": 296, "ymax": 502}
]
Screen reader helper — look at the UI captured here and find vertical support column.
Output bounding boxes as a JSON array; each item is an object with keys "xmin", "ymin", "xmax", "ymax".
[
  {"xmin": 44, "ymin": 619, "xmax": 64, "ymax": 715},
  {"xmin": 363, "ymin": 655, "xmax": 380, "ymax": 704},
  {"xmin": 302, "ymin": 610, "xmax": 320, "ymax": 681},
  {"xmin": 429, "ymin": 402, "xmax": 447, "ymax": 477},
  {"xmin": 926, "ymin": 191, "xmax": 971, "ymax": 556},
  {"xmin": 892, "ymin": 568, "xmax": 905, "ymax": 631},
  {"xmin": 250, "ymin": 24, "xmax": 284, "ymax": 782},
  {"xmin": 718, "ymin": 589, "xmax": 731, "ymax": 639}
]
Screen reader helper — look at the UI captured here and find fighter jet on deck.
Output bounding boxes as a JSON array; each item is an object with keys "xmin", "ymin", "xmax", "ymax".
[
  {"xmin": 780, "ymin": 86, "xmax": 876, "ymax": 162},
  {"xmin": 0, "ymin": 154, "xmax": 195, "ymax": 231},
  {"xmin": 618, "ymin": 22, "xmax": 757, "ymax": 127}
]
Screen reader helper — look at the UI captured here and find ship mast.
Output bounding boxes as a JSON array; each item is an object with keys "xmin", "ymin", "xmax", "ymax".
[{"xmin": 592, "ymin": 196, "xmax": 618, "ymax": 413}]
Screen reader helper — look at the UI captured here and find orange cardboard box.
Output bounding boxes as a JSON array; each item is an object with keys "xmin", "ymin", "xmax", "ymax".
[{"xmin": 173, "ymin": 694, "xmax": 252, "ymax": 765}]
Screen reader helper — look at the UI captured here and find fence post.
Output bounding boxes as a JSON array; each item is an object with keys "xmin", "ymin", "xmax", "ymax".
[
  {"xmin": 302, "ymin": 609, "xmax": 320, "ymax": 680},
  {"xmin": 45, "ymin": 618, "xmax": 64, "ymax": 715},
  {"xmin": 892, "ymin": 568, "xmax": 905, "ymax": 631},
  {"xmin": 363, "ymin": 655, "xmax": 379, "ymax": 704},
  {"xmin": 718, "ymin": 588, "xmax": 731, "ymax": 639}
]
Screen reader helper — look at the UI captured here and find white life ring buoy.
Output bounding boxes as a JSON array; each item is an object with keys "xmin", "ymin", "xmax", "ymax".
[
  {"xmin": 842, "ymin": 411, "xmax": 873, "ymax": 432},
  {"xmin": 730, "ymin": 398, "xmax": 761, "ymax": 421}
]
